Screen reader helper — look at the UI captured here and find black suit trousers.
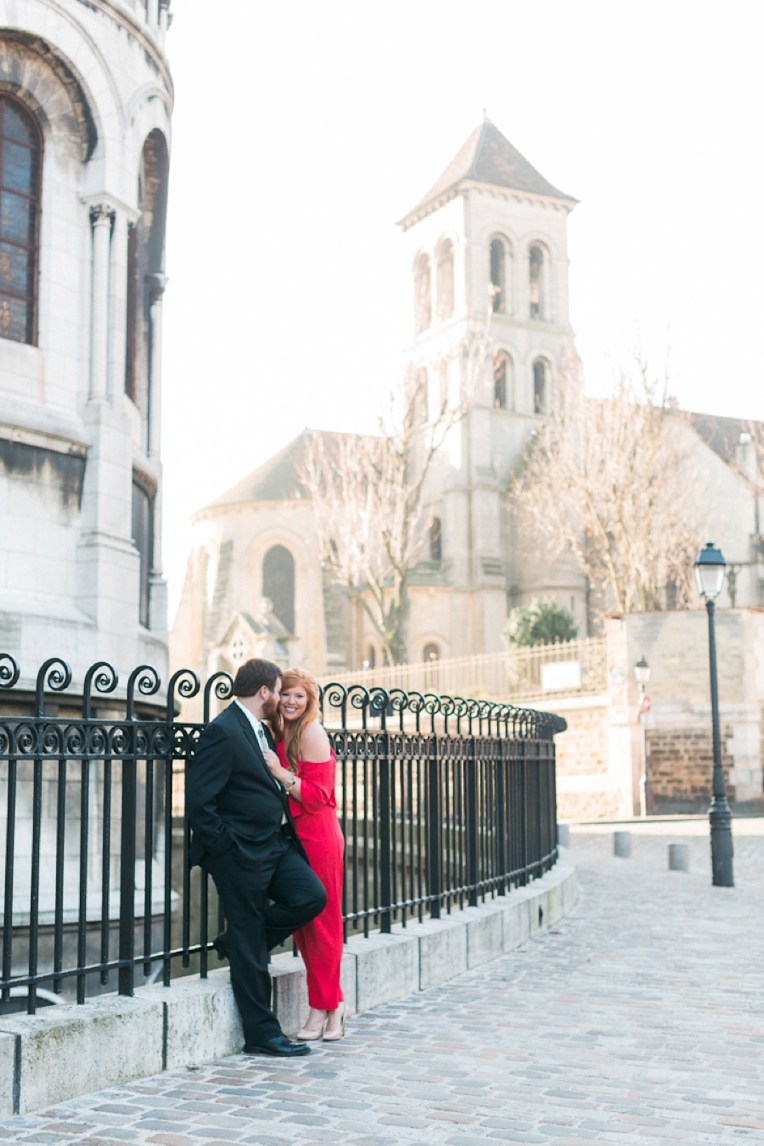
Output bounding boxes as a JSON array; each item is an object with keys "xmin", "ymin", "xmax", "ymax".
[{"xmin": 205, "ymin": 831, "xmax": 327, "ymax": 1044}]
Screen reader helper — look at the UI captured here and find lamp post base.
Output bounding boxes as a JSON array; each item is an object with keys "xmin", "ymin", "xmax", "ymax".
[{"xmin": 709, "ymin": 796, "xmax": 734, "ymax": 887}]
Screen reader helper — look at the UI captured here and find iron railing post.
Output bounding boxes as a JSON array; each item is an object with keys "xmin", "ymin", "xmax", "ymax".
[
  {"xmin": 119, "ymin": 747, "xmax": 137, "ymax": 997},
  {"xmin": 466, "ymin": 738, "xmax": 479, "ymax": 907},
  {"xmin": 496, "ymin": 740, "xmax": 507, "ymax": 895},
  {"xmin": 427, "ymin": 736, "xmax": 442, "ymax": 919},
  {"xmin": 378, "ymin": 728, "xmax": 392, "ymax": 934},
  {"xmin": 520, "ymin": 740, "xmax": 529, "ymax": 885}
]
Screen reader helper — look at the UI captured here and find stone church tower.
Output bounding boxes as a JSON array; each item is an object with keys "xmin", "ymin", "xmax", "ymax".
[
  {"xmin": 392, "ymin": 118, "xmax": 587, "ymax": 661},
  {"xmin": 0, "ymin": 1, "xmax": 173, "ymax": 696},
  {"xmin": 171, "ymin": 119, "xmax": 590, "ymax": 686}
]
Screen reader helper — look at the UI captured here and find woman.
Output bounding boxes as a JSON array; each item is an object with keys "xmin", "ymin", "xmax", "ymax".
[{"xmin": 262, "ymin": 667, "xmax": 348, "ymax": 1041}]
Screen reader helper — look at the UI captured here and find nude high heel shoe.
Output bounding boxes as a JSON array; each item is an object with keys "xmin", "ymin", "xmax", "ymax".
[
  {"xmin": 322, "ymin": 1002, "xmax": 348, "ymax": 1042},
  {"xmin": 296, "ymin": 1013, "xmax": 326, "ymax": 1041}
]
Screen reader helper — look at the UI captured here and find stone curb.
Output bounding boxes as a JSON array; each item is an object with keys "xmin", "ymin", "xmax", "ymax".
[{"xmin": 0, "ymin": 852, "xmax": 576, "ymax": 1116}]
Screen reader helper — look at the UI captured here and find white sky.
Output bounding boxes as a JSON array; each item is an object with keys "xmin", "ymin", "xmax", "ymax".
[{"xmin": 161, "ymin": 0, "xmax": 764, "ymax": 617}]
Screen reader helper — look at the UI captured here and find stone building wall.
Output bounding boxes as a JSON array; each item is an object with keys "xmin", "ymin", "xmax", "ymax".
[
  {"xmin": 554, "ymin": 699, "xmax": 621, "ymax": 820},
  {"xmin": 0, "ymin": 0, "xmax": 173, "ymax": 695},
  {"xmin": 554, "ymin": 610, "xmax": 764, "ymax": 821}
]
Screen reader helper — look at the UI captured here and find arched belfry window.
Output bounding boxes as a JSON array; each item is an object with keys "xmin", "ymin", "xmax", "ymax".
[
  {"xmin": 436, "ymin": 239, "xmax": 454, "ymax": 321},
  {"xmin": 529, "ymin": 245, "xmax": 545, "ymax": 319},
  {"xmin": 490, "ymin": 239, "xmax": 505, "ymax": 314},
  {"xmin": 429, "ymin": 517, "xmax": 442, "ymax": 562},
  {"xmin": 0, "ymin": 97, "xmax": 41, "ymax": 345},
  {"xmin": 263, "ymin": 544, "xmax": 295, "ymax": 634},
  {"xmin": 533, "ymin": 359, "xmax": 547, "ymax": 413},
  {"xmin": 494, "ymin": 351, "xmax": 512, "ymax": 410},
  {"xmin": 414, "ymin": 253, "xmax": 431, "ymax": 334}
]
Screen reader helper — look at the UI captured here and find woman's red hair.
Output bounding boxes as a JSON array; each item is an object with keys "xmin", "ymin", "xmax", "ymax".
[{"xmin": 273, "ymin": 667, "xmax": 321, "ymax": 771}]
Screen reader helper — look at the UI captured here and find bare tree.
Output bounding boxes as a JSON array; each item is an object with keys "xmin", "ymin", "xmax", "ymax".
[
  {"xmin": 510, "ymin": 356, "xmax": 702, "ymax": 616},
  {"xmin": 300, "ymin": 369, "xmax": 472, "ymax": 666}
]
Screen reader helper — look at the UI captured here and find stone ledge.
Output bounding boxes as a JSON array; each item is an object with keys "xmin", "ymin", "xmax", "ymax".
[{"xmin": 0, "ymin": 853, "xmax": 576, "ymax": 1116}]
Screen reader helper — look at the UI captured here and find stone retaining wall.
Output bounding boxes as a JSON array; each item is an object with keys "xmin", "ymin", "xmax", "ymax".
[{"xmin": 0, "ymin": 854, "xmax": 576, "ymax": 1117}]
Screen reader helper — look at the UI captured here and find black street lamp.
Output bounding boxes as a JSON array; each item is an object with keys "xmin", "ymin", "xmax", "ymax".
[{"xmin": 694, "ymin": 541, "xmax": 734, "ymax": 887}]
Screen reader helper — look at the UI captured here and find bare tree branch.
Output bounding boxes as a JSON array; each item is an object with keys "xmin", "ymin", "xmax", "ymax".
[
  {"xmin": 298, "ymin": 366, "xmax": 474, "ymax": 665},
  {"xmin": 510, "ymin": 357, "xmax": 702, "ymax": 617}
]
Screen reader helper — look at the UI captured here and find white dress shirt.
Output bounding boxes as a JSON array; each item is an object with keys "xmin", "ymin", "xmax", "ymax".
[{"xmin": 235, "ymin": 699, "xmax": 287, "ymax": 821}]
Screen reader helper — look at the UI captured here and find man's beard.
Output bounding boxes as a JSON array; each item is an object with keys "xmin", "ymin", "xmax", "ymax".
[{"xmin": 262, "ymin": 693, "xmax": 280, "ymax": 720}]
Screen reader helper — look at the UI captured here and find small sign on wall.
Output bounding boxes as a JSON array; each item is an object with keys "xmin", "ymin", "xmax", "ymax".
[{"xmin": 541, "ymin": 660, "xmax": 582, "ymax": 692}]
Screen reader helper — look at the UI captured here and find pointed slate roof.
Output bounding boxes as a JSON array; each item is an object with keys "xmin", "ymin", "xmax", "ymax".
[
  {"xmin": 399, "ymin": 118, "xmax": 576, "ymax": 230},
  {"xmin": 200, "ymin": 429, "xmax": 371, "ymax": 513}
]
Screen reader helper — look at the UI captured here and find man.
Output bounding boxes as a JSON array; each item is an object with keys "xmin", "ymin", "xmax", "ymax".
[{"xmin": 187, "ymin": 657, "xmax": 327, "ymax": 1057}]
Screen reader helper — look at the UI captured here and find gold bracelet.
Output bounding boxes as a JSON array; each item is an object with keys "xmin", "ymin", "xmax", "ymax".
[{"xmin": 284, "ymin": 775, "xmax": 297, "ymax": 792}]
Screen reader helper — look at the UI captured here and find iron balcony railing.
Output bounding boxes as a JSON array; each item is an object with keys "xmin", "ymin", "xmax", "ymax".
[{"xmin": 0, "ymin": 655, "xmax": 566, "ymax": 1014}]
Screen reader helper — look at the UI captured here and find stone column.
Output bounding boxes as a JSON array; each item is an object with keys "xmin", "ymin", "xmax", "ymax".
[
  {"xmin": 147, "ymin": 273, "xmax": 167, "ymax": 460},
  {"xmin": 89, "ymin": 204, "xmax": 114, "ymax": 402},
  {"xmin": 159, "ymin": 0, "xmax": 171, "ymax": 32}
]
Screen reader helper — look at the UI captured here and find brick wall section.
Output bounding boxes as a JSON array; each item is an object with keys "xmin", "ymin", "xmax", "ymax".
[
  {"xmin": 646, "ymin": 724, "xmax": 735, "ymax": 812},
  {"xmin": 555, "ymin": 706, "xmax": 609, "ymax": 776}
]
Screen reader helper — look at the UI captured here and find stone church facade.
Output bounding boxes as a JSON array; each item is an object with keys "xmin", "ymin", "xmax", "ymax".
[
  {"xmin": 0, "ymin": 0, "xmax": 172, "ymax": 700},
  {"xmin": 171, "ymin": 120, "xmax": 764, "ymax": 706}
]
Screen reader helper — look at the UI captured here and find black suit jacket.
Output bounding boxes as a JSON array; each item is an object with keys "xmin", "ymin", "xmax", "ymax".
[{"xmin": 187, "ymin": 701, "xmax": 308, "ymax": 870}]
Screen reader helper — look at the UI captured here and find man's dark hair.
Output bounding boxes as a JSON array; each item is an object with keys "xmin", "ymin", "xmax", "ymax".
[{"xmin": 232, "ymin": 658, "xmax": 282, "ymax": 697}]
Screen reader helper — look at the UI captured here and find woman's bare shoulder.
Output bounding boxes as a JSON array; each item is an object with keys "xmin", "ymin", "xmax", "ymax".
[{"xmin": 300, "ymin": 721, "xmax": 332, "ymax": 762}]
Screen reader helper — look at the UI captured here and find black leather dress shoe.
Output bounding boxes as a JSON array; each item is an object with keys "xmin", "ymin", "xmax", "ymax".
[
  {"xmin": 211, "ymin": 932, "xmax": 229, "ymax": 962},
  {"xmin": 244, "ymin": 1035, "xmax": 311, "ymax": 1057}
]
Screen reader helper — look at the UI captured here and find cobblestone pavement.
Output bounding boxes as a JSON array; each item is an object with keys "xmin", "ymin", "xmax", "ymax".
[{"xmin": 2, "ymin": 819, "xmax": 763, "ymax": 1146}]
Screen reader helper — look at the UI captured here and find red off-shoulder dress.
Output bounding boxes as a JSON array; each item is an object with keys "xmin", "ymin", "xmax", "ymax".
[{"xmin": 277, "ymin": 741, "xmax": 345, "ymax": 1010}]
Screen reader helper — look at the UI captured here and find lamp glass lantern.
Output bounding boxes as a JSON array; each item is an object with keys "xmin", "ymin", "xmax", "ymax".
[
  {"xmin": 634, "ymin": 657, "xmax": 650, "ymax": 687},
  {"xmin": 695, "ymin": 542, "xmax": 726, "ymax": 600}
]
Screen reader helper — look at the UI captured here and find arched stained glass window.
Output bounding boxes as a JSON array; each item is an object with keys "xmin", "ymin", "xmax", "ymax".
[
  {"xmin": 263, "ymin": 544, "xmax": 295, "ymax": 634},
  {"xmin": 0, "ymin": 97, "xmax": 41, "ymax": 345},
  {"xmin": 126, "ymin": 130, "xmax": 169, "ymax": 404}
]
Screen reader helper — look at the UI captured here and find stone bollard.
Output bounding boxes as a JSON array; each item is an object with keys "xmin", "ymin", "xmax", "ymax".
[
  {"xmin": 668, "ymin": 842, "xmax": 690, "ymax": 872},
  {"xmin": 557, "ymin": 823, "xmax": 570, "ymax": 848},
  {"xmin": 613, "ymin": 830, "xmax": 631, "ymax": 858}
]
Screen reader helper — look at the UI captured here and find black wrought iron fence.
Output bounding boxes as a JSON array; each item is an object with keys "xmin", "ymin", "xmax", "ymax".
[{"xmin": 0, "ymin": 655, "xmax": 566, "ymax": 1015}]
